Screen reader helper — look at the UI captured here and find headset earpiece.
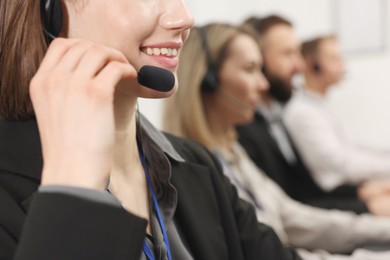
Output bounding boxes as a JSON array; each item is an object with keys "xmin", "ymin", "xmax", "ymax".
[
  {"xmin": 312, "ymin": 61, "xmax": 321, "ymax": 73},
  {"xmin": 202, "ymin": 68, "xmax": 219, "ymax": 92},
  {"xmin": 199, "ymin": 26, "xmax": 219, "ymax": 92},
  {"xmin": 41, "ymin": 0, "xmax": 63, "ymax": 41}
]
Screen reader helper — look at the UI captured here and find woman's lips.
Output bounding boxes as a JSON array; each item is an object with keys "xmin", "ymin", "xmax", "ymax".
[{"xmin": 140, "ymin": 43, "xmax": 181, "ymax": 68}]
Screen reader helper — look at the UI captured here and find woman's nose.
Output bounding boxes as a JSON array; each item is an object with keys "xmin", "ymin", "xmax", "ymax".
[{"xmin": 160, "ymin": 0, "xmax": 195, "ymax": 31}]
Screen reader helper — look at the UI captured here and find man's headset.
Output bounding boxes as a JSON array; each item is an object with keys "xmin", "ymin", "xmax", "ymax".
[
  {"xmin": 199, "ymin": 26, "xmax": 219, "ymax": 92},
  {"xmin": 312, "ymin": 61, "xmax": 321, "ymax": 73},
  {"xmin": 41, "ymin": 0, "xmax": 63, "ymax": 40}
]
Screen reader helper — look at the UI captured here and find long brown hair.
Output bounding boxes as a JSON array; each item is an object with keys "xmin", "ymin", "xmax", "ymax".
[{"xmin": 0, "ymin": 0, "xmax": 47, "ymax": 120}]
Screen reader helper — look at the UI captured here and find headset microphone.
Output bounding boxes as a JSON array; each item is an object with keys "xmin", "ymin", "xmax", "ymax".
[{"xmin": 137, "ymin": 66, "xmax": 175, "ymax": 92}]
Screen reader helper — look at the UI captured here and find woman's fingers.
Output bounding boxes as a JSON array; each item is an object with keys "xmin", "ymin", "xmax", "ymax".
[
  {"xmin": 75, "ymin": 44, "xmax": 130, "ymax": 78},
  {"xmin": 37, "ymin": 38, "xmax": 81, "ymax": 73},
  {"xmin": 51, "ymin": 40, "xmax": 94, "ymax": 74},
  {"xmin": 92, "ymin": 61, "xmax": 137, "ymax": 99},
  {"xmin": 32, "ymin": 38, "xmax": 138, "ymax": 104}
]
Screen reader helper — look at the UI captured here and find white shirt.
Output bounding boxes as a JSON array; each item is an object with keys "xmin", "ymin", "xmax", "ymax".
[
  {"xmin": 215, "ymin": 142, "xmax": 390, "ymax": 259},
  {"xmin": 283, "ymin": 89, "xmax": 390, "ymax": 191}
]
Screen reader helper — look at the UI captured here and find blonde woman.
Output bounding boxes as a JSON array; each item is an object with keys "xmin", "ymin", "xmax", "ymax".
[{"xmin": 164, "ymin": 23, "xmax": 390, "ymax": 260}]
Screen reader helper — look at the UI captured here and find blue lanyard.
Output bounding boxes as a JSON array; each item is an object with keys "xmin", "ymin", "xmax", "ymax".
[{"xmin": 139, "ymin": 144, "xmax": 172, "ymax": 260}]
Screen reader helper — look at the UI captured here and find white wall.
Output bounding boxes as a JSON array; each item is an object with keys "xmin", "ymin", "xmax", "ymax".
[{"xmin": 139, "ymin": 0, "xmax": 390, "ymax": 149}]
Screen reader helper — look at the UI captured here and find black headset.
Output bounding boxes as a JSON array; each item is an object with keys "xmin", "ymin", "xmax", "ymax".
[
  {"xmin": 41, "ymin": 0, "xmax": 63, "ymax": 41},
  {"xmin": 312, "ymin": 61, "xmax": 321, "ymax": 73},
  {"xmin": 199, "ymin": 26, "xmax": 219, "ymax": 92}
]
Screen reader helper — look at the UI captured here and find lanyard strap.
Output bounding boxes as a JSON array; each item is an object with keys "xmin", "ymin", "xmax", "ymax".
[
  {"xmin": 139, "ymin": 144, "xmax": 172, "ymax": 260},
  {"xmin": 143, "ymin": 241, "xmax": 155, "ymax": 260}
]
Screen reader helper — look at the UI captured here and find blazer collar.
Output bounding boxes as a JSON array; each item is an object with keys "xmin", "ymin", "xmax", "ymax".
[{"xmin": 138, "ymin": 113, "xmax": 185, "ymax": 163}]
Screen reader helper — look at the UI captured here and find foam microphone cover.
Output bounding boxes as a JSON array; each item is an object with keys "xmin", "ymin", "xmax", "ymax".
[{"xmin": 137, "ymin": 65, "xmax": 175, "ymax": 92}]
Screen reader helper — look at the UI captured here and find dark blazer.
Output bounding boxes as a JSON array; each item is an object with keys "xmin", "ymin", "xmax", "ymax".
[
  {"xmin": 0, "ymin": 119, "xmax": 300, "ymax": 260},
  {"xmin": 237, "ymin": 112, "xmax": 368, "ymax": 214}
]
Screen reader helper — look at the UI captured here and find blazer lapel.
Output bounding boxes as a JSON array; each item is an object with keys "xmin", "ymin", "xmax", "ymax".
[
  {"xmin": 171, "ymin": 160, "xmax": 229, "ymax": 260},
  {"xmin": 0, "ymin": 185, "xmax": 27, "ymax": 241}
]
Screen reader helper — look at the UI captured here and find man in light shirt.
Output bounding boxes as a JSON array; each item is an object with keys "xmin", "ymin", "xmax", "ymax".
[
  {"xmin": 283, "ymin": 36, "xmax": 390, "ymax": 212},
  {"xmin": 238, "ymin": 17, "xmax": 390, "ymax": 216}
]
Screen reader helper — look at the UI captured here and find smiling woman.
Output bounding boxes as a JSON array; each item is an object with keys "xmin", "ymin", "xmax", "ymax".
[{"xmin": 0, "ymin": 1, "xmax": 301, "ymax": 260}]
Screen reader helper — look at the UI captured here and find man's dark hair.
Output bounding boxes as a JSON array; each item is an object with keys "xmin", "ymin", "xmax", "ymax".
[{"xmin": 242, "ymin": 15, "xmax": 292, "ymax": 38}]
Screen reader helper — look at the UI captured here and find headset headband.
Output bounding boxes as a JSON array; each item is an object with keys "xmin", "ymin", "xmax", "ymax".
[{"xmin": 199, "ymin": 26, "xmax": 219, "ymax": 92}]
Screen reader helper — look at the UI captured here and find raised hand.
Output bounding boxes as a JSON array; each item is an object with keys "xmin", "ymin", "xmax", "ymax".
[{"xmin": 30, "ymin": 38, "xmax": 137, "ymax": 190}]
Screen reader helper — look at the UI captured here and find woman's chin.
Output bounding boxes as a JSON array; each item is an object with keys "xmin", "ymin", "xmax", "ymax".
[{"xmin": 236, "ymin": 114, "xmax": 255, "ymax": 126}]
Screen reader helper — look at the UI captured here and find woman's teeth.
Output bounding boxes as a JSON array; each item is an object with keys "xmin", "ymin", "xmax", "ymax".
[{"xmin": 145, "ymin": 47, "xmax": 178, "ymax": 57}]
